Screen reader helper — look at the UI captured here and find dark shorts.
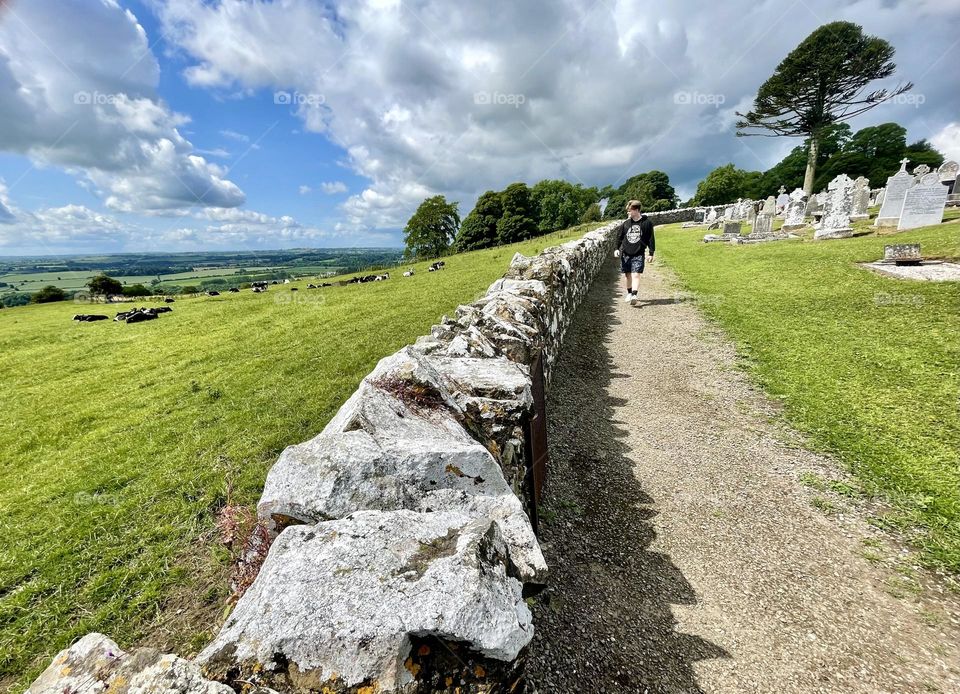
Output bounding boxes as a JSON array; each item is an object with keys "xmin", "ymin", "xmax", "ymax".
[{"xmin": 620, "ymin": 253, "xmax": 645, "ymax": 274}]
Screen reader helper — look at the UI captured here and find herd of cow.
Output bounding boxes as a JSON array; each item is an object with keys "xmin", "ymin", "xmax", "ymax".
[
  {"xmin": 74, "ymin": 304, "xmax": 174, "ymax": 324},
  {"xmin": 71, "ymin": 260, "xmax": 448, "ymax": 324}
]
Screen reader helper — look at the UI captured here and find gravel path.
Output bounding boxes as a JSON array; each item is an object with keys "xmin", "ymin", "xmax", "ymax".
[{"xmin": 526, "ymin": 258, "xmax": 960, "ymax": 693}]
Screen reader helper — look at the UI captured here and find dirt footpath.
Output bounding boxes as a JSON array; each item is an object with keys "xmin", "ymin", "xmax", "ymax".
[{"xmin": 526, "ymin": 259, "xmax": 960, "ymax": 694}]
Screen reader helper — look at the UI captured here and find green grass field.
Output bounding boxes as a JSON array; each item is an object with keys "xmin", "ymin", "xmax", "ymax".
[
  {"xmin": 0, "ymin": 223, "xmax": 602, "ymax": 691},
  {"xmin": 658, "ymin": 217, "xmax": 960, "ymax": 576}
]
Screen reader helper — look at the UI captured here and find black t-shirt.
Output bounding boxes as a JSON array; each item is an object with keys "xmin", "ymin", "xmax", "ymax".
[{"xmin": 617, "ymin": 215, "xmax": 655, "ymax": 257}]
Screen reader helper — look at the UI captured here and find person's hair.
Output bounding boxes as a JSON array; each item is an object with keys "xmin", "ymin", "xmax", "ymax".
[{"xmin": 626, "ymin": 200, "xmax": 642, "ymax": 212}]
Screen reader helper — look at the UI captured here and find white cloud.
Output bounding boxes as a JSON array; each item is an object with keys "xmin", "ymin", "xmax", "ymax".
[
  {"xmin": 220, "ymin": 129, "xmax": 250, "ymax": 143},
  {"xmin": 0, "ymin": 0, "xmax": 245, "ymax": 214},
  {"xmin": 298, "ymin": 185, "xmax": 312, "ymax": 195},
  {"xmin": 320, "ymin": 181, "xmax": 347, "ymax": 194},
  {"xmin": 156, "ymin": 0, "xmax": 960, "ymax": 229},
  {"xmin": 931, "ymin": 123, "xmax": 960, "ymax": 164}
]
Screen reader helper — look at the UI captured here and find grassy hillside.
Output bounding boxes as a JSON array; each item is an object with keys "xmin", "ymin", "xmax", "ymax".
[
  {"xmin": 657, "ymin": 218, "xmax": 960, "ymax": 576},
  {"xmin": 0, "ymin": 223, "xmax": 603, "ymax": 691}
]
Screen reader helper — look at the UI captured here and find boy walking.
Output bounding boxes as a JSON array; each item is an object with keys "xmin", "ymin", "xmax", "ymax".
[{"xmin": 614, "ymin": 200, "xmax": 655, "ymax": 304}]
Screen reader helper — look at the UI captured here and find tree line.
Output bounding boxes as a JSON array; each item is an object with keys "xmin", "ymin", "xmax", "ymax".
[
  {"xmin": 403, "ymin": 172, "xmax": 678, "ymax": 259},
  {"xmin": 692, "ymin": 122, "xmax": 944, "ymax": 206}
]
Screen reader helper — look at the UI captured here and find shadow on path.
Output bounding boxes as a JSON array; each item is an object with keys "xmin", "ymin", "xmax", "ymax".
[{"xmin": 526, "ymin": 262, "xmax": 727, "ymax": 693}]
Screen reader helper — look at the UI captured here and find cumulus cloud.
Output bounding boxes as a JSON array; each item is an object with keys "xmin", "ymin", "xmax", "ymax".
[
  {"xmin": 931, "ymin": 123, "xmax": 960, "ymax": 164},
  {"xmin": 156, "ymin": 0, "xmax": 960, "ymax": 220},
  {"xmin": 320, "ymin": 181, "xmax": 347, "ymax": 194},
  {"xmin": 0, "ymin": 0, "xmax": 245, "ymax": 214}
]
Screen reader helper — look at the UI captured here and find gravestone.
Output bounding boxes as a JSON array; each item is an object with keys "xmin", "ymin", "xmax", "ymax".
[
  {"xmin": 875, "ymin": 188, "xmax": 885, "ymax": 208},
  {"xmin": 913, "ymin": 164, "xmax": 931, "ymax": 181},
  {"xmin": 939, "ymin": 161, "xmax": 958, "ymax": 193},
  {"xmin": 884, "ymin": 243, "xmax": 922, "ymax": 265},
  {"xmin": 875, "ymin": 159, "xmax": 914, "ymax": 226},
  {"xmin": 897, "ymin": 173, "xmax": 948, "ymax": 231},
  {"xmin": 782, "ymin": 188, "xmax": 808, "ymax": 230},
  {"xmin": 762, "ymin": 196, "xmax": 776, "ymax": 215},
  {"xmin": 776, "ymin": 187, "xmax": 790, "ymax": 214},
  {"xmin": 814, "ymin": 174, "xmax": 855, "ymax": 240},
  {"xmin": 724, "ymin": 205, "xmax": 735, "ymax": 220},
  {"xmin": 850, "ymin": 176, "xmax": 871, "ymax": 221},
  {"xmin": 706, "ymin": 208, "xmax": 718, "ymax": 222},
  {"xmin": 804, "ymin": 194, "xmax": 821, "ymax": 218},
  {"xmin": 753, "ymin": 212, "xmax": 773, "ymax": 235},
  {"xmin": 744, "ymin": 201, "xmax": 757, "ymax": 227},
  {"xmin": 722, "ymin": 221, "xmax": 742, "ymax": 236}
]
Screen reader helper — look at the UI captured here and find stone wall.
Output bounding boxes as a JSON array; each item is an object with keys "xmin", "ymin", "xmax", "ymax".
[
  {"xmin": 608, "ymin": 205, "xmax": 727, "ymax": 226},
  {"xmin": 27, "ymin": 221, "xmax": 621, "ymax": 694}
]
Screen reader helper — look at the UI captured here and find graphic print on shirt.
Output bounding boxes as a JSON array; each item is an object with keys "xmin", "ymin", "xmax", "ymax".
[{"xmin": 626, "ymin": 223, "xmax": 644, "ymax": 244}]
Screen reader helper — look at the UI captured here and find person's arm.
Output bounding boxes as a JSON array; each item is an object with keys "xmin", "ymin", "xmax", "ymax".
[
  {"xmin": 647, "ymin": 221, "xmax": 656, "ymax": 257},
  {"xmin": 614, "ymin": 220, "xmax": 626, "ymax": 257}
]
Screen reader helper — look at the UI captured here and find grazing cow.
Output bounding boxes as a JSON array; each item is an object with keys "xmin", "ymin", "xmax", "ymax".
[
  {"xmin": 73, "ymin": 314, "xmax": 109, "ymax": 322},
  {"xmin": 428, "ymin": 261, "xmax": 446, "ymax": 272},
  {"xmin": 154, "ymin": 306, "xmax": 173, "ymax": 314},
  {"xmin": 207, "ymin": 291, "xmax": 220, "ymax": 296},
  {"xmin": 321, "ymin": 282, "xmax": 332, "ymax": 287},
  {"xmin": 290, "ymin": 287, "xmax": 298, "ymax": 292},
  {"xmin": 164, "ymin": 298, "xmax": 175, "ymax": 304},
  {"xmin": 403, "ymin": 269, "xmax": 415, "ymax": 277},
  {"xmin": 125, "ymin": 310, "xmax": 158, "ymax": 324},
  {"xmin": 307, "ymin": 284, "xmax": 317, "ymax": 289},
  {"xmin": 228, "ymin": 287, "xmax": 240, "ymax": 293}
]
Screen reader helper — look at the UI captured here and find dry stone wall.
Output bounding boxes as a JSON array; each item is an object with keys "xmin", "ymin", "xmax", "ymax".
[{"xmin": 27, "ymin": 222, "xmax": 620, "ymax": 694}]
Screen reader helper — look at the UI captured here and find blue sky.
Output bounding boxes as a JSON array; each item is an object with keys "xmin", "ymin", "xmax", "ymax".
[{"xmin": 0, "ymin": 0, "xmax": 958, "ymax": 256}]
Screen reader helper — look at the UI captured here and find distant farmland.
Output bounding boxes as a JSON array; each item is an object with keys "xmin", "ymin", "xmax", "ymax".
[{"xmin": 0, "ymin": 248, "xmax": 403, "ymax": 299}]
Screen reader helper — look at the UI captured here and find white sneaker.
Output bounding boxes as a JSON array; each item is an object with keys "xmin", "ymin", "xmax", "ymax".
[
  {"xmin": 623, "ymin": 293, "xmax": 633, "ymax": 303},
  {"xmin": 630, "ymin": 294, "xmax": 638, "ymax": 305}
]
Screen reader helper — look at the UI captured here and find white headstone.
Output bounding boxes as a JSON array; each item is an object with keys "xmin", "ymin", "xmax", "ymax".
[
  {"xmin": 814, "ymin": 174, "xmax": 855, "ymax": 240},
  {"xmin": 776, "ymin": 192, "xmax": 790, "ymax": 212},
  {"xmin": 753, "ymin": 212, "xmax": 773, "ymax": 235},
  {"xmin": 875, "ymin": 188, "xmax": 885, "ymax": 208},
  {"xmin": 762, "ymin": 196, "xmax": 776, "ymax": 215},
  {"xmin": 897, "ymin": 173, "xmax": 948, "ymax": 231},
  {"xmin": 850, "ymin": 176, "xmax": 871, "ymax": 221},
  {"xmin": 875, "ymin": 160, "xmax": 915, "ymax": 226},
  {"xmin": 782, "ymin": 188, "xmax": 808, "ymax": 230},
  {"xmin": 723, "ymin": 205, "xmax": 735, "ymax": 220},
  {"xmin": 744, "ymin": 201, "xmax": 757, "ymax": 227},
  {"xmin": 706, "ymin": 208, "xmax": 718, "ymax": 222},
  {"xmin": 938, "ymin": 161, "xmax": 958, "ymax": 184}
]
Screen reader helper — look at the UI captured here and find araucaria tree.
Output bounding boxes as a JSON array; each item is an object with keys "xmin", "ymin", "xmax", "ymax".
[
  {"xmin": 736, "ymin": 22, "xmax": 912, "ymax": 196},
  {"xmin": 403, "ymin": 195, "xmax": 460, "ymax": 259}
]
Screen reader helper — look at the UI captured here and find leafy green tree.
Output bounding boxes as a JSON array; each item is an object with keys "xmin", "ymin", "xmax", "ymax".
[
  {"xmin": 1, "ymin": 292, "xmax": 31, "ymax": 308},
  {"xmin": 530, "ymin": 180, "xmax": 598, "ymax": 234},
  {"xmin": 905, "ymin": 139, "xmax": 945, "ymax": 170},
  {"xmin": 693, "ymin": 164, "xmax": 750, "ymax": 205},
  {"xmin": 580, "ymin": 203, "xmax": 602, "ymax": 223},
  {"xmin": 180, "ymin": 285, "xmax": 200, "ymax": 295},
  {"xmin": 87, "ymin": 273, "xmax": 124, "ymax": 296},
  {"xmin": 737, "ymin": 22, "xmax": 912, "ymax": 195},
  {"xmin": 403, "ymin": 195, "xmax": 460, "ymax": 259},
  {"xmin": 602, "ymin": 171, "xmax": 677, "ymax": 218},
  {"xmin": 456, "ymin": 190, "xmax": 502, "ymax": 252},
  {"xmin": 496, "ymin": 183, "xmax": 537, "ymax": 244},
  {"xmin": 122, "ymin": 284, "xmax": 152, "ymax": 297},
  {"xmin": 31, "ymin": 285, "xmax": 67, "ymax": 304},
  {"xmin": 758, "ymin": 123, "xmax": 851, "ymax": 195}
]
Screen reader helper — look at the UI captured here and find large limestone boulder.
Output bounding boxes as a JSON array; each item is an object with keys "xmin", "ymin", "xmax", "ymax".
[
  {"xmin": 258, "ymin": 348, "xmax": 546, "ymax": 584},
  {"xmin": 198, "ymin": 511, "xmax": 533, "ymax": 693},
  {"xmin": 26, "ymin": 633, "xmax": 235, "ymax": 694}
]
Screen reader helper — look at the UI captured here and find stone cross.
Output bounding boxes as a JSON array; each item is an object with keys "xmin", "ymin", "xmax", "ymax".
[{"xmin": 898, "ymin": 158, "xmax": 910, "ymax": 172}]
